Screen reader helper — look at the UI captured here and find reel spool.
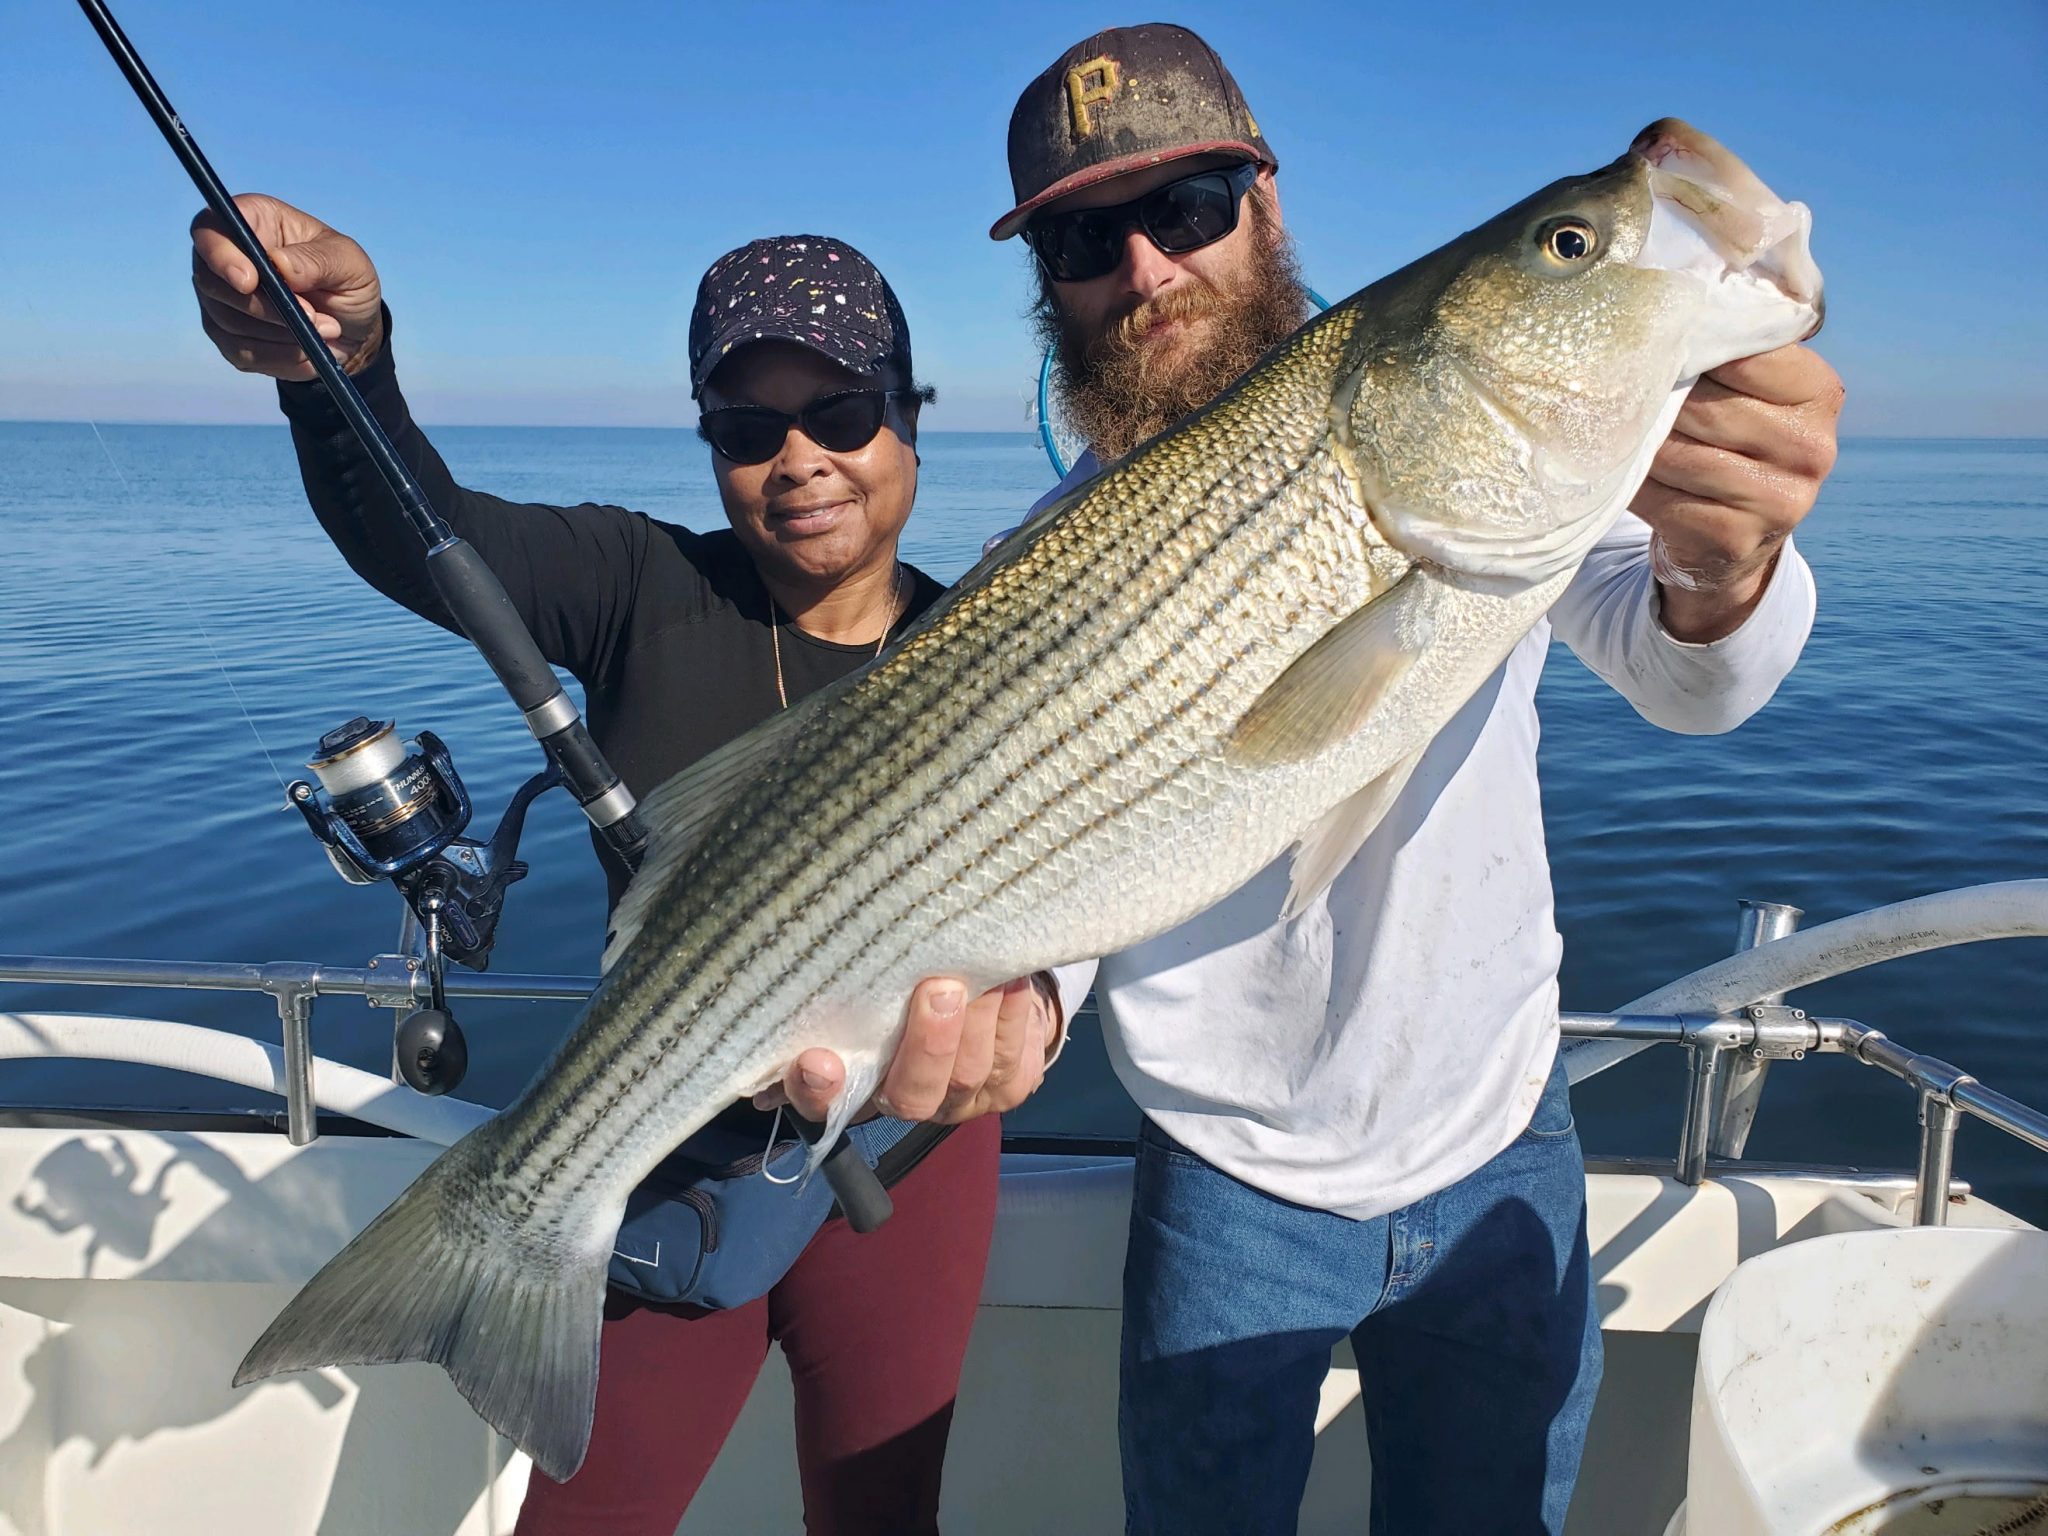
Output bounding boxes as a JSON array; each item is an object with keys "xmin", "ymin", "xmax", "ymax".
[
  {"xmin": 290, "ymin": 716, "xmax": 555, "ymax": 1096},
  {"xmin": 292, "ymin": 717, "xmax": 470, "ymax": 884}
]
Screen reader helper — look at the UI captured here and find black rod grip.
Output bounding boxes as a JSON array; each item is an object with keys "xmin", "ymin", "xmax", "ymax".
[
  {"xmin": 789, "ymin": 1112, "xmax": 894, "ymax": 1234},
  {"xmin": 425, "ymin": 540, "xmax": 647, "ymax": 863},
  {"xmin": 425, "ymin": 538, "xmax": 573, "ymax": 709}
]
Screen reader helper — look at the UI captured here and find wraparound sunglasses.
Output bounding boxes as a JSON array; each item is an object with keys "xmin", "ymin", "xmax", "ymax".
[
  {"xmin": 697, "ymin": 389, "xmax": 918, "ymax": 466},
  {"xmin": 1025, "ymin": 161, "xmax": 1260, "ymax": 284}
]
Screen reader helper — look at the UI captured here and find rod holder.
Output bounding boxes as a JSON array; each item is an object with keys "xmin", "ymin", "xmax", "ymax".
[
  {"xmin": 1709, "ymin": 899, "xmax": 1803, "ymax": 1159},
  {"xmin": 272, "ymin": 971, "xmax": 320, "ymax": 1146},
  {"xmin": 1915, "ymin": 1090, "xmax": 1960, "ymax": 1227}
]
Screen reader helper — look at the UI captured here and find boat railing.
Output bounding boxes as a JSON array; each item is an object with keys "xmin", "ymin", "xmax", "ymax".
[{"xmin": 2, "ymin": 946, "xmax": 2044, "ymax": 1230}]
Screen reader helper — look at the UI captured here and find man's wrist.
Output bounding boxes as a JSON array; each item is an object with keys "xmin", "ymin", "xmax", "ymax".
[{"xmin": 1654, "ymin": 544, "xmax": 1783, "ymax": 644}]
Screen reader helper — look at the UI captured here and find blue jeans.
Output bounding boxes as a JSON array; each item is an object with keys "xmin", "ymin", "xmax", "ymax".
[{"xmin": 1119, "ymin": 1054, "xmax": 1601, "ymax": 1535}]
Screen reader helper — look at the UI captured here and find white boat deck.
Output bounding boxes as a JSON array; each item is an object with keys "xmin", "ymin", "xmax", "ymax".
[{"xmin": 0, "ymin": 1124, "xmax": 2031, "ymax": 1536}]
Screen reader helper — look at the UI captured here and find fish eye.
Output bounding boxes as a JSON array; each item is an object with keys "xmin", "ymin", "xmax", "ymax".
[{"xmin": 1539, "ymin": 219, "xmax": 1598, "ymax": 263}]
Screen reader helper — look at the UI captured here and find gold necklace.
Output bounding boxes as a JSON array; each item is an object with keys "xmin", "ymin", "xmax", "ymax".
[{"xmin": 769, "ymin": 562, "xmax": 902, "ymax": 711}]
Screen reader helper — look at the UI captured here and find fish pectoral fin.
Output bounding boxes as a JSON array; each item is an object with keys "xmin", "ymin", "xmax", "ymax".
[
  {"xmin": 1280, "ymin": 751, "xmax": 1424, "ymax": 921},
  {"xmin": 601, "ymin": 707, "xmax": 810, "ymax": 973},
  {"xmin": 1226, "ymin": 570, "xmax": 1433, "ymax": 767}
]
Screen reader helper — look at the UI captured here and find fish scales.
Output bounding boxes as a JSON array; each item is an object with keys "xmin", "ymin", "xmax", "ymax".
[
  {"xmin": 498, "ymin": 314, "xmax": 1351, "ymax": 1158},
  {"xmin": 502, "ymin": 308, "xmax": 1371, "ymax": 1208},
  {"xmin": 234, "ymin": 120, "xmax": 1826, "ymax": 1483}
]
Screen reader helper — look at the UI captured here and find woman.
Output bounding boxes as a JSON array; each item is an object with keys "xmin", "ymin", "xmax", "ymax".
[{"xmin": 190, "ymin": 203, "xmax": 1069, "ymax": 1534}]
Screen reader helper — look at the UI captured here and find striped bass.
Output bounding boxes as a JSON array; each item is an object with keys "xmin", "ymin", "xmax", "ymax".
[{"xmin": 236, "ymin": 119, "xmax": 1824, "ymax": 1479}]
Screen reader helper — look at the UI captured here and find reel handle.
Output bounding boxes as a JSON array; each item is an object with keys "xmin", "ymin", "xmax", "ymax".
[{"xmin": 395, "ymin": 1006, "xmax": 469, "ymax": 1096}]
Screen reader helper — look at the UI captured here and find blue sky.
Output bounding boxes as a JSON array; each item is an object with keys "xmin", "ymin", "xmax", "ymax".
[{"xmin": 3, "ymin": 1, "xmax": 2043, "ymax": 433}]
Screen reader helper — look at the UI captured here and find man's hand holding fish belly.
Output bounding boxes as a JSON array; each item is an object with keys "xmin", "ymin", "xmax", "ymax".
[
  {"xmin": 767, "ymin": 971, "xmax": 1062, "ymax": 1126},
  {"xmin": 996, "ymin": 25, "xmax": 1838, "ymax": 1535}
]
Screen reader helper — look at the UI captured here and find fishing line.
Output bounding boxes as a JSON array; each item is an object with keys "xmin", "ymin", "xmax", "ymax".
[
  {"xmin": 759, "ymin": 1105, "xmax": 802, "ymax": 1185},
  {"xmin": 14, "ymin": 219, "xmax": 293, "ymax": 800},
  {"xmin": 83, "ymin": 397, "xmax": 291, "ymax": 796}
]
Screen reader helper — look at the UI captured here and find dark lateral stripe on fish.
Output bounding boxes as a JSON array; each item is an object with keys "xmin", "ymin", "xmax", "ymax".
[
  {"xmin": 511, "ymin": 599, "xmax": 1268, "ymax": 1212},
  {"xmin": 546, "ymin": 612, "xmax": 1281, "ymax": 1211},
  {"xmin": 516, "ymin": 415, "xmax": 1343, "ymax": 1138},
  {"xmin": 722, "ymin": 508, "xmax": 1337, "ymax": 1035},
  {"xmin": 760, "ymin": 528, "xmax": 1334, "ymax": 1052},
  {"xmin": 496, "ymin": 395, "xmax": 1346, "ymax": 1197},
  {"xmin": 519, "ymin": 468, "xmax": 1341, "ymax": 1214}
]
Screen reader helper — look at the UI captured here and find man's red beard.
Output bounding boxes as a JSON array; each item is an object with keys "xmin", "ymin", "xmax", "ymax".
[{"xmin": 1031, "ymin": 195, "xmax": 1310, "ymax": 464}]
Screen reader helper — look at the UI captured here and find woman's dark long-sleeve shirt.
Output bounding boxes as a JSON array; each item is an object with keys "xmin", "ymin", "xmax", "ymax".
[{"xmin": 275, "ymin": 318, "xmax": 944, "ymax": 912}]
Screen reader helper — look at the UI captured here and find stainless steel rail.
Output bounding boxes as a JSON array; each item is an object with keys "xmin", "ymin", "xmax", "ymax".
[
  {"xmin": 0, "ymin": 953, "xmax": 587, "ymax": 1144},
  {"xmin": 1710, "ymin": 900, "xmax": 1803, "ymax": 1158},
  {"xmin": 1560, "ymin": 1004, "xmax": 2048, "ymax": 1222},
  {"xmin": 0, "ymin": 954, "xmax": 593, "ymax": 1004},
  {"xmin": 3, "ymin": 952, "xmax": 2044, "ymax": 1223}
]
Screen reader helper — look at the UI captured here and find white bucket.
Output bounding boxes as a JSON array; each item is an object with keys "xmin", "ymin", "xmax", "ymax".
[{"xmin": 1679, "ymin": 1227, "xmax": 2048, "ymax": 1535}]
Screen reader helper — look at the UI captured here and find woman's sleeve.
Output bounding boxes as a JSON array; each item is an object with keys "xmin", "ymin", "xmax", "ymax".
[{"xmin": 275, "ymin": 311, "xmax": 649, "ymax": 685}]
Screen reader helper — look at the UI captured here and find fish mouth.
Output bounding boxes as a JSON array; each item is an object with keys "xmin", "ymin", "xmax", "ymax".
[{"xmin": 1629, "ymin": 118, "xmax": 1824, "ymax": 347}]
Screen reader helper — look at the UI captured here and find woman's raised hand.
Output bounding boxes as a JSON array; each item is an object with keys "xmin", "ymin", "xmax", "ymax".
[{"xmin": 190, "ymin": 193, "xmax": 384, "ymax": 380}]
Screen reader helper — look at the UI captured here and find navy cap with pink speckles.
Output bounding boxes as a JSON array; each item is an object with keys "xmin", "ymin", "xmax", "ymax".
[{"xmin": 688, "ymin": 235, "xmax": 913, "ymax": 399}]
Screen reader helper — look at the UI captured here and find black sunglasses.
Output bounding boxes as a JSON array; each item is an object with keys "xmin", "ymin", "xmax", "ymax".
[
  {"xmin": 1025, "ymin": 162, "xmax": 1260, "ymax": 284},
  {"xmin": 697, "ymin": 388, "xmax": 915, "ymax": 466}
]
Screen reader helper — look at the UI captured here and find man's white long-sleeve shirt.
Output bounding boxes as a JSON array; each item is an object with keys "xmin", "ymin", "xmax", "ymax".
[{"xmin": 1031, "ymin": 454, "xmax": 1816, "ymax": 1221}]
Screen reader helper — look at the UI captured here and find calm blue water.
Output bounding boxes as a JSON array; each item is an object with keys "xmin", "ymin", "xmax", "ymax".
[{"xmin": 1, "ymin": 423, "xmax": 2043, "ymax": 1220}]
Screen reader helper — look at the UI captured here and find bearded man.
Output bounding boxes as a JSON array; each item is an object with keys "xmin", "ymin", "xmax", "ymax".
[{"xmin": 992, "ymin": 24, "xmax": 1845, "ymax": 1536}]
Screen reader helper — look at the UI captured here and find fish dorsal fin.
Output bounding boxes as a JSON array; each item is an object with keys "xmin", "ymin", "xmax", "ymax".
[
  {"xmin": 1280, "ymin": 751, "xmax": 1423, "ymax": 921},
  {"xmin": 600, "ymin": 708, "xmax": 808, "ymax": 974},
  {"xmin": 1226, "ymin": 571, "xmax": 1433, "ymax": 766}
]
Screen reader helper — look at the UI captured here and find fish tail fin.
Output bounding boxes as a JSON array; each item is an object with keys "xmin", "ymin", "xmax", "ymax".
[{"xmin": 233, "ymin": 1121, "xmax": 608, "ymax": 1483}]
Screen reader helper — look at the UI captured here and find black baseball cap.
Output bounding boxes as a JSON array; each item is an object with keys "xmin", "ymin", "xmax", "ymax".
[
  {"xmin": 991, "ymin": 22, "xmax": 1277, "ymax": 241},
  {"xmin": 688, "ymin": 235, "xmax": 913, "ymax": 398}
]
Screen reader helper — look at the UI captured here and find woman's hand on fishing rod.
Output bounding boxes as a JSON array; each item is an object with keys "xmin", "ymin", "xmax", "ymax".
[
  {"xmin": 756, "ymin": 975, "xmax": 1063, "ymax": 1127},
  {"xmin": 191, "ymin": 193, "xmax": 385, "ymax": 380}
]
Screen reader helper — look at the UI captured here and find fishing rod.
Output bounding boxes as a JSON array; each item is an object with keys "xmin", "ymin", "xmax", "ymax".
[
  {"xmin": 75, "ymin": 0, "xmax": 644, "ymax": 865},
  {"xmin": 75, "ymin": 0, "xmax": 893, "ymax": 1232}
]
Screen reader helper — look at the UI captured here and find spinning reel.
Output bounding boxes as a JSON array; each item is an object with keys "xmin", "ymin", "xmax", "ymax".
[{"xmin": 289, "ymin": 716, "xmax": 557, "ymax": 1096}]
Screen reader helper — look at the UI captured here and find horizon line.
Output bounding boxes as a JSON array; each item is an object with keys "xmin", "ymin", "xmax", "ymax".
[{"xmin": 3, "ymin": 418, "xmax": 2044, "ymax": 444}]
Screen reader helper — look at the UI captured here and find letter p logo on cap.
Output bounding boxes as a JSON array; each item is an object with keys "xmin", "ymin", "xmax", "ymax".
[{"xmin": 1065, "ymin": 55, "xmax": 1120, "ymax": 139}]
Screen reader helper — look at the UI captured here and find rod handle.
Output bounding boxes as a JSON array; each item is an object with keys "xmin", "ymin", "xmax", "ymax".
[
  {"xmin": 788, "ymin": 1112, "xmax": 894, "ymax": 1233},
  {"xmin": 425, "ymin": 540, "xmax": 647, "ymax": 861}
]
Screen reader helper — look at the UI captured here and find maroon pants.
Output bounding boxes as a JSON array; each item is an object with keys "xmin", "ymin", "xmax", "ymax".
[{"xmin": 514, "ymin": 1113, "xmax": 1001, "ymax": 1535}]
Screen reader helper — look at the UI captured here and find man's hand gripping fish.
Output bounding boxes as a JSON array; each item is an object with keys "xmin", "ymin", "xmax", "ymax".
[{"xmin": 236, "ymin": 120, "xmax": 1825, "ymax": 1481}]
